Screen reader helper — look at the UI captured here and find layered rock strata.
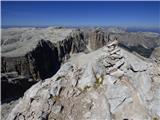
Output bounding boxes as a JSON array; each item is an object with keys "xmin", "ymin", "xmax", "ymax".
[
  {"xmin": 2, "ymin": 27, "xmax": 160, "ymax": 120},
  {"xmin": 1, "ymin": 28, "xmax": 86, "ymax": 80},
  {"xmin": 6, "ymin": 41, "xmax": 160, "ymax": 120},
  {"xmin": 1, "ymin": 28, "xmax": 86, "ymax": 102},
  {"xmin": 108, "ymin": 32, "xmax": 160, "ymax": 58}
]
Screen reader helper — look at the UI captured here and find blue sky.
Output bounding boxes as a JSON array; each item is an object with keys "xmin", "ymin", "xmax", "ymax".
[{"xmin": 1, "ymin": 1, "xmax": 160, "ymax": 28}]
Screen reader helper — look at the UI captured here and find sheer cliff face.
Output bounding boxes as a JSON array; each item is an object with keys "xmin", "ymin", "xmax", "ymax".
[
  {"xmin": 1, "ymin": 28, "xmax": 86, "ymax": 103},
  {"xmin": 1, "ymin": 28, "xmax": 86, "ymax": 80},
  {"xmin": 6, "ymin": 41, "xmax": 160, "ymax": 120},
  {"xmin": 108, "ymin": 32, "xmax": 160, "ymax": 58},
  {"xmin": 89, "ymin": 29, "xmax": 106, "ymax": 50},
  {"xmin": 151, "ymin": 47, "xmax": 160, "ymax": 64},
  {"xmin": 1, "ymin": 27, "xmax": 160, "ymax": 120},
  {"xmin": 2, "ymin": 28, "xmax": 159, "ymax": 81},
  {"xmin": 84, "ymin": 28, "xmax": 160, "ymax": 58}
]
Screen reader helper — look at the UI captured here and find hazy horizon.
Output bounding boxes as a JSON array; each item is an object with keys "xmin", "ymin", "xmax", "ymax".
[
  {"xmin": 2, "ymin": 25, "xmax": 160, "ymax": 33},
  {"xmin": 2, "ymin": 1, "xmax": 160, "ymax": 29}
]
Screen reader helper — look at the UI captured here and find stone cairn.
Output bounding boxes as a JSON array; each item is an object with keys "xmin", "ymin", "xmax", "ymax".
[{"xmin": 101, "ymin": 40, "xmax": 125, "ymax": 79}]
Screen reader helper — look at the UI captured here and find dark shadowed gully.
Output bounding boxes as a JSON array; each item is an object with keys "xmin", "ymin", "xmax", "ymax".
[{"xmin": 1, "ymin": 27, "xmax": 160, "ymax": 120}]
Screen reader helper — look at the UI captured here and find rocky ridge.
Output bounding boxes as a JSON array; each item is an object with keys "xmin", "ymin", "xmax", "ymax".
[
  {"xmin": 83, "ymin": 27, "xmax": 160, "ymax": 58},
  {"xmin": 6, "ymin": 40, "xmax": 160, "ymax": 120},
  {"xmin": 1, "ymin": 28, "xmax": 86, "ymax": 103},
  {"xmin": 1, "ymin": 28, "xmax": 86, "ymax": 80},
  {"xmin": 2, "ymin": 28, "xmax": 159, "ymax": 81},
  {"xmin": 1, "ymin": 27, "xmax": 160, "ymax": 120},
  {"xmin": 151, "ymin": 47, "xmax": 160, "ymax": 64}
]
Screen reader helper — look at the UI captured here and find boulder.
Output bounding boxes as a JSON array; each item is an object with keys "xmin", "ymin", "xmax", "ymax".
[{"xmin": 5, "ymin": 45, "xmax": 160, "ymax": 120}]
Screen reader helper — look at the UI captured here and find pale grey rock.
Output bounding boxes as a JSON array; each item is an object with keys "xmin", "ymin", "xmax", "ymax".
[
  {"xmin": 1, "ymin": 100, "xmax": 19, "ymax": 120},
  {"xmin": 110, "ymin": 48, "xmax": 120, "ymax": 55},
  {"xmin": 4, "ymin": 40, "xmax": 160, "ymax": 120},
  {"xmin": 103, "ymin": 75, "xmax": 118, "ymax": 85},
  {"xmin": 1, "ymin": 28, "xmax": 87, "ymax": 105},
  {"xmin": 113, "ymin": 58, "xmax": 125, "ymax": 68},
  {"xmin": 1, "ymin": 27, "xmax": 86, "ymax": 80},
  {"xmin": 77, "ymin": 63, "xmax": 96, "ymax": 89},
  {"xmin": 110, "ymin": 69, "xmax": 124, "ymax": 78},
  {"xmin": 151, "ymin": 47, "xmax": 160, "ymax": 64},
  {"xmin": 2, "ymin": 28, "xmax": 73, "ymax": 57},
  {"xmin": 88, "ymin": 28, "xmax": 106, "ymax": 50},
  {"xmin": 107, "ymin": 40, "xmax": 118, "ymax": 47}
]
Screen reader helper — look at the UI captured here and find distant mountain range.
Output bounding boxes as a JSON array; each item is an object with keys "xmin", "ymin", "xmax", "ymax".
[{"xmin": 2, "ymin": 25, "xmax": 160, "ymax": 33}]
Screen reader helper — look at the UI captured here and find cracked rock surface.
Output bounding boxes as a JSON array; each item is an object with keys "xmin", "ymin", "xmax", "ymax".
[
  {"xmin": 1, "ymin": 28, "xmax": 86, "ymax": 104},
  {"xmin": 5, "ymin": 40, "xmax": 160, "ymax": 120}
]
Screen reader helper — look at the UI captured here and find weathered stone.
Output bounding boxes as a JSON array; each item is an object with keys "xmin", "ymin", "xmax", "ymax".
[
  {"xmin": 110, "ymin": 48, "xmax": 120, "ymax": 55},
  {"xmin": 2, "ymin": 27, "xmax": 160, "ymax": 120},
  {"xmin": 107, "ymin": 40, "xmax": 118, "ymax": 47},
  {"xmin": 77, "ymin": 63, "xmax": 96, "ymax": 89},
  {"xmin": 110, "ymin": 69, "xmax": 124, "ymax": 78},
  {"xmin": 89, "ymin": 28, "xmax": 106, "ymax": 50},
  {"xmin": 1, "ymin": 28, "xmax": 87, "ymax": 105}
]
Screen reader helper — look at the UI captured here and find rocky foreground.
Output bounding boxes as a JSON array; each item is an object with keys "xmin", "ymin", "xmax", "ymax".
[
  {"xmin": 4, "ymin": 40, "xmax": 160, "ymax": 120},
  {"xmin": 1, "ymin": 27, "xmax": 160, "ymax": 120}
]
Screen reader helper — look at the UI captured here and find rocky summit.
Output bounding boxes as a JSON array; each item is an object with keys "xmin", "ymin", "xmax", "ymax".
[{"xmin": 1, "ymin": 27, "xmax": 160, "ymax": 120}]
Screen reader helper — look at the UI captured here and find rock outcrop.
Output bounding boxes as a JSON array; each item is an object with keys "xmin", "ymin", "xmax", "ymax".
[
  {"xmin": 88, "ymin": 28, "xmax": 107, "ymax": 50},
  {"xmin": 2, "ymin": 28, "xmax": 159, "ymax": 80},
  {"xmin": 1, "ymin": 28, "xmax": 86, "ymax": 102},
  {"xmin": 1, "ymin": 28, "xmax": 86, "ymax": 80},
  {"xmin": 83, "ymin": 27, "xmax": 160, "ymax": 58},
  {"xmin": 109, "ymin": 32, "xmax": 160, "ymax": 58},
  {"xmin": 151, "ymin": 47, "xmax": 160, "ymax": 64},
  {"xmin": 2, "ymin": 27, "xmax": 160, "ymax": 120},
  {"xmin": 6, "ymin": 41, "xmax": 160, "ymax": 120}
]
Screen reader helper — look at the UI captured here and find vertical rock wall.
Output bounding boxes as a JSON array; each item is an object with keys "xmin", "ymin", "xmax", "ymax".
[
  {"xmin": 1, "ymin": 30, "xmax": 86, "ymax": 80},
  {"xmin": 89, "ymin": 29, "xmax": 106, "ymax": 50}
]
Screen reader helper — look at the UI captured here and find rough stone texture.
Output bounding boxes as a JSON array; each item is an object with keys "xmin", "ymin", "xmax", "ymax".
[
  {"xmin": 5, "ymin": 41, "xmax": 160, "ymax": 120},
  {"xmin": 1, "ymin": 100, "xmax": 19, "ymax": 120},
  {"xmin": 1, "ymin": 28, "xmax": 86, "ymax": 80},
  {"xmin": 109, "ymin": 32, "xmax": 160, "ymax": 58},
  {"xmin": 2, "ymin": 28, "xmax": 159, "ymax": 81},
  {"xmin": 1, "ymin": 27, "xmax": 86, "ymax": 105},
  {"xmin": 2, "ymin": 27, "xmax": 160, "ymax": 120},
  {"xmin": 83, "ymin": 27, "xmax": 160, "ymax": 58},
  {"xmin": 151, "ymin": 47, "xmax": 160, "ymax": 64},
  {"xmin": 88, "ymin": 28, "xmax": 108, "ymax": 50}
]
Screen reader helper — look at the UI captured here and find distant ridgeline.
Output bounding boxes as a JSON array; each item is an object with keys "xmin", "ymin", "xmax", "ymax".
[
  {"xmin": 118, "ymin": 43, "xmax": 154, "ymax": 58},
  {"xmin": 126, "ymin": 27, "xmax": 160, "ymax": 34},
  {"xmin": 2, "ymin": 26, "xmax": 160, "ymax": 33}
]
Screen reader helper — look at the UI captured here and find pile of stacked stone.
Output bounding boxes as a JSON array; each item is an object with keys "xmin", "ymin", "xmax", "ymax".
[
  {"xmin": 5, "ymin": 40, "xmax": 160, "ymax": 120},
  {"xmin": 101, "ymin": 40, "xmax": 125, "ymax": 79}
]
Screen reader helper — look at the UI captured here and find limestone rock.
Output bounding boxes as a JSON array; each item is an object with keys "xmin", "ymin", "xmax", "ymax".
[
  {"xmin": 2, "ymin": 28, "xmax": 160, "ymax": 120},
  {"xmin": 1, "ymin": 28, "xmax": 86, "ymax": 80},
  {"xmin": 5, "ymin": 43, "xmax": 160, "ymax": 120},
  {"xmin": 151, "ymin": 47, "xmax": 160, "ymax": 64},
  {"xmin": 110, "ymin": 69, "xmax": 124, "ymax": 78},
  {"xmin": 89, "ymin": 28, "xmax": 106, "ymax": 50},
  {"xmin": 1, "ymin": 28, "xmax": 87, "ymax": 104}
]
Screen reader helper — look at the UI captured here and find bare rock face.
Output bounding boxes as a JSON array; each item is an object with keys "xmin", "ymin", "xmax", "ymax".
[
  {"xmin": 151, "ymin": 47, "xmax": 160, "ymax": 64},
  {"xmin": 1, "ymin": 99, "xmax": 19, "ymax": 120},
  {"xmin": 83, "ymin": 27, "xmax": 160, "ymax": 58},
  {"xmin": 109, "ymin": 32, "xmax": 160, "ymax": 58},
  {"xmin": 2, "ymin": 27, "xmax": 160, "ymax": 120},
  {"xmin": 1, "ymin": 28, "xmax": 86, "ymax": 80},
  {"xmin": 1, "ymin": 28, "xmax": 86, "ymax": 103},
  {"xmin": 6, "ymin": 41, "xmax": 160, "ymax": 120},
  {"xmin": 89, "ymin": 28, "xmax": 107, "ymax": 50}
]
